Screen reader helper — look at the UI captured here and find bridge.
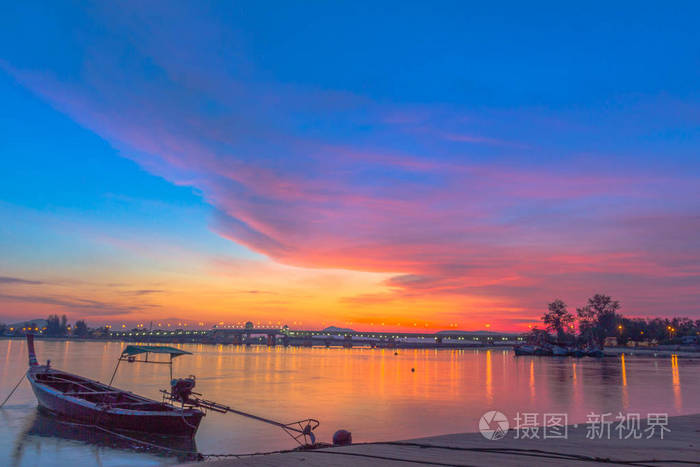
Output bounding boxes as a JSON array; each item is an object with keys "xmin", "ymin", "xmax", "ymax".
[{"xmin": 107, "ymin": 326, "xmax": 524, "ymax": 348}]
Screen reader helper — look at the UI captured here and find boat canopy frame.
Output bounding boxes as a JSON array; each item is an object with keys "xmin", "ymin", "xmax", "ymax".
[{"xmin": 109, "ymin": 345, "xmax": 192, "ymax": 386}]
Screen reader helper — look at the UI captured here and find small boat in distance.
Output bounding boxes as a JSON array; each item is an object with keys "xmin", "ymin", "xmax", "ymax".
[
  {"xmin": 25, "ymin": 334, "xmax": 204, "ymax": 437},
  {"xmin": 513, "ymin": 344, "xmax": 538, "ymax": 356},
  {"xmin": 585, "ymin": 347, "xmax": 604, "ymax": 358}
]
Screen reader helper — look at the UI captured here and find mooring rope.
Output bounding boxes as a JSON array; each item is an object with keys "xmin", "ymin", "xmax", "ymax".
[
  {"xmin": 316, "ymin": 441, "xmax": 700, "ymax": 466},
  {"xmin": 306, "ymin": 449, "xmax": 472, "ymax": 466},
  {"xmin": 0, "ymin": 374, "xmax": 25, "ymax": 408}
]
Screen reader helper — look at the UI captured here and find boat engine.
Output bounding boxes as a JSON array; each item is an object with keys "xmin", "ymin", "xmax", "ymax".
[{"xmin": 170, "ymin": 375, "xmax": 196, "ymax": 403}]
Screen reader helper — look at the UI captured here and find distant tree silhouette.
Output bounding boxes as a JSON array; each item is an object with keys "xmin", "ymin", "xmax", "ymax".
[
  {"xmin": 542, "ymin": 299, "xmax": 575, "ymax": 342},
  {"xmin": 46, "ymin": 314, "xmax": 69, "ymax": 336},
  {"xmin": 618, "ymin": 317, "xmax": 647, "ymax": 344},
  {"xmin": 526, "ymin": 327, "xmax": 550, "ymax": 345},
  {"xmin": 46, "ymin": 315, "xmax": 60, "ymax": 336},
  {"xmin": 576, "ymin": 305, "xmax": 596, "ymax": 346},
  {"xmin": 573, "ymin": 294, "xmax": 621, "ymax": 347},
  {"xmin": 74, "ymin": 320, "xmax": 89, "ymax": 337},
  {"xmin": 589, "ymin": 294, "xmax": 621, "ymax": 346},
  {"xmin": 619, "ymin": 317, "xmax": 699, "ymax": 344}
]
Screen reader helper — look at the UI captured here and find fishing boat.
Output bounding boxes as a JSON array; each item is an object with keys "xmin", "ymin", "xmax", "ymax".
[
  {"xmin": 513, "ymin": 344, "xmax": 538, "ymax": 355},
  {"xmin": 25, "ymin": 334, "xmax": 205, "ymax": 437},
  {"xmin": 585, "ymin": 347, "xmax": 605, "ymax": 358}
]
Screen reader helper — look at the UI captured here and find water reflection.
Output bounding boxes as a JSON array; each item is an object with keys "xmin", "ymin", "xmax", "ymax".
[
  {"xmin": 571, "ymin": 362, "xmax": 582, "ymax": 409},
  {"xmin": 10, "ymin": 409, "xmax": 195, "ymax": 467},
  {"xmin": 620, "ymin": 354, "xmax": 629, "ymax": 410},
  {"xmin": 485, "ymin": 350, "xmax": 493, "ymax": 404},
  {"xmin": 671, "ymin": 354, "xmax": 682, "ymax": 411},
  {"xmin": 0, "ymin": 339, "xmax": 698, "ymax": 466}
]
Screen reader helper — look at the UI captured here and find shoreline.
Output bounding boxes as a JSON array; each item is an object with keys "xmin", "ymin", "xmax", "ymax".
[{"xmin": 180, "ymin": 413, "xmax": 700, "ymax": 466}]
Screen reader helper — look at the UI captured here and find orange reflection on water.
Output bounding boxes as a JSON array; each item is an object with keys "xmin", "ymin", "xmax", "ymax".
[
  {"xmin": 620, "ymin": 354, "xmax": 629, "ymax": 410},
  {"xmin": 529, "ymin": 359, "xmax": 536, "ymax": 401},
  {"xmin": 570, "ymin": 361, "xmax": 583, "ymax": 408},
  {"xmin": 671, "ymin": 354, "xmax": 682, "ymax": 411},
  {"xmin": 485, "ymin": 350, "xmax": 493, "ymax": 404}
]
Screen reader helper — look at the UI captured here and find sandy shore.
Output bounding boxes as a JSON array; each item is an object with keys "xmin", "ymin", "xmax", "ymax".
[{"xmin": 179, "ymin": 413, "xmax": 699, "ymax": 466}]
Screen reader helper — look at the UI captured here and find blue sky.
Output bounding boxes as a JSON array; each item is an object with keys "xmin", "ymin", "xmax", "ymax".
[{"xmin": 0, "ymin": 1, "xmax": 698, "ymax": 328}]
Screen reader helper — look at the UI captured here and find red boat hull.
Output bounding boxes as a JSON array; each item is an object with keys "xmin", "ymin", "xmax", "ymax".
[{"xmin": 27, "ymin": 369, "xmax": 204, "ymax": 437}]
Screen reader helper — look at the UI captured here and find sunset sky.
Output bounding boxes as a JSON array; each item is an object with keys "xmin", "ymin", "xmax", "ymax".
[{"xmin": 1, "ymin": 2, "xmax": 698, "ymax": 331}]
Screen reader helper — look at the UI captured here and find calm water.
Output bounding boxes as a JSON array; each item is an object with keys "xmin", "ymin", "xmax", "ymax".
[{"xmin": 1, "ymin": 339, "xmax": 699, "ymax": 466}]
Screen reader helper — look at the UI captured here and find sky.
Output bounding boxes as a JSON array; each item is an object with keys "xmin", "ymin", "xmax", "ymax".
[{"xmin": 0, "ymin": 1, "xmax": 698, "ymax": 331}]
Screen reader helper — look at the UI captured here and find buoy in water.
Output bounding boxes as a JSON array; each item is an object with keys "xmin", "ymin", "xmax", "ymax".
[{"xmin": 333, "ymin": 429, "xmax": 352, "ymax": 446}]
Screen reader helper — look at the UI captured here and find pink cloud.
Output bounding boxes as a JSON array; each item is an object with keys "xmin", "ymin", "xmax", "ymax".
[{"xmin": 4, "ymin": 28, "xmax": 699, "ymax": 328}]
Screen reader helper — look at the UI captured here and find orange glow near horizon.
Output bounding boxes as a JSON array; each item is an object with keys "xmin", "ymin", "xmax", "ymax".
[
  {"xmin": 1, "ymin": 221, "xmax": 694, "ymax": 333},
  {"xmin": 0, "ymin": 256, "xmax": 545, "ymax": 331}
]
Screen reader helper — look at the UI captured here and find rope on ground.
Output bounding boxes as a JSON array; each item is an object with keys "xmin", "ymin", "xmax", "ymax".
[
  {"xmin": 0, "ymin": 374, "xmax": 25, "ymax": 408},
  {"xmin": 204, "ymin": 443, "xmax": 333, "ymax": 459},
  {"xmin": 344, "ymin": 441, "xmax": 699, "ymax": 466},
  {"xmin": 306, "ymin": 449, "xmax": 472, "ymax": 466},
  {"xmin": 198, "ymin": 440, "xmax": 699, "ymax": 464}
]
